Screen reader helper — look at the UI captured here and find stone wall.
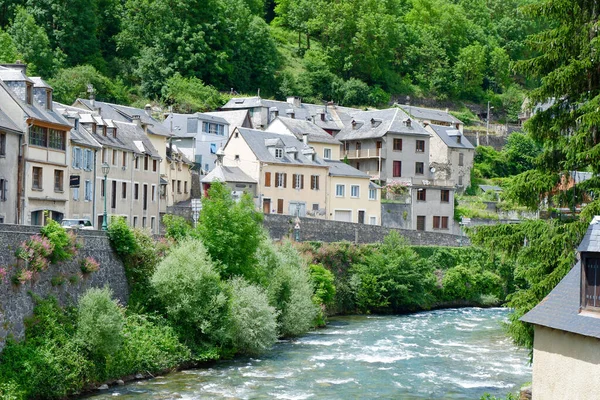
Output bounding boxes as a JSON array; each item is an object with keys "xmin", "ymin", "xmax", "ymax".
[
  {"xmin": 0, "ymin": 224, "xmax": 129, "ymax": 350},
  {"xmin": 263, "ymin": 214, "xmax": 469, "ymax": 246},
  {"xmin": 381, "ymin": 203, "xmax": 412, "ymax": 230}
]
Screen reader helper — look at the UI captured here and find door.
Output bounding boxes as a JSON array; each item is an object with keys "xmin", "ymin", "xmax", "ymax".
[
  {"xmin": 111, "ymin": 180, "xmax": 117, "ymax": 209},
  {"xmin": 355, "ymin": 142, "xmax": 361, "ymax": 157},
  {"xmin": 263, "ymin": 198, "xmax": 271, "ymax": 214},
  {"xmin": 417, "ymin": 215, "xmax": 425, "ymax": 231},
  {"xmin": 288, "ymin": 202, "xmax": 306, "ymax": 217},
  {"xmin": 358, "ymin": 210, "xmax": 365, "ymax": 224},
  {"xmin": 143, "ymin": 184, "xmax": 148, "ymax": 210},
  {"xmin": 334, "ymin": 210, "xmax": 352, "ymax": 222},
  {"xmin": 277, "ymin": 199, "xmax": 284, "ymax": 214}
]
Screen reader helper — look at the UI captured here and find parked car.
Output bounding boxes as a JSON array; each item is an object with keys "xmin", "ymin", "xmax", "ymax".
[{"xmin": 60, "ymin": 219, "xmax": 94, "ymax": 230}]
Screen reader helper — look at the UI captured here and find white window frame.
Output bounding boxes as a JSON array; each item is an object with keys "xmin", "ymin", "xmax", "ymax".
[
  {"xmin": 323, "ymin": 148, "xmax": 332, "ymax": 160},
  {"xmin": 369, "ymin": 188, "xmax": 377, "ymax": 200},
  {"xmin": 350, "ymin": 185, "xmax": 360, "ymax": 198},
  {"xmin": 73, "ymin": 187, "xmax": 79, "ymax": 201},
  {"xmin": 369, "ymin": 216, "xmax": 377, "ymax": 225},
  {"xmin": 335, "ymin": 184, "xmax": 345, "ymax": 197},
  {"xmin": 84, "ymin": 180, "xmax": 92, "ymax": 201},
  {"xmin": 275, "ymin": 148, "xmax": 283, "ymax": 158}
]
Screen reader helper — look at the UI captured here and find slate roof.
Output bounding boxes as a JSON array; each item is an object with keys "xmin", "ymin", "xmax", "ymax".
[
  {"xmin": 54, "ymin": 102, "xmax": 101, "ymax": 149},
  {"xmin": 201, "ymin": 165, "xmax": 256, "ymax": 184},
  {"xmin": 235, "ymin": 128, "xmax": 327, "ymax": 167},
  {"xmin": 204, "ymin": 110, "xmax": 252, "ymax": 130},
  {"xmin": 479, "ymin": 185, "xmax": 503, "ymax": 193},
  {"xmin": 0, "ymin": 74, "xmax": 70, "ymax": 128},
  {"xmin": 326, "ymin": 160, "xmax": 371, "ymax": 179},
  {"xmin": 271, "ymin": 116, "xmax": 341, "ymax": 145},
  {"xmin": 399, "ymin": 105, "xmax": 463, "ymax": 125},
  {"xmin": 222, "ymin": 96, "xmax": 355, "ymax": 131},
  {"xmin": 0, "ymin": 107, "xmax": 21, "ymax": 134},
  {"xmin": 335, "ymin": 108, "xmax": 430, "ymax": 141},
  {"xmin": 0, "ymin": 67, "xmax": 33, "ymax": 83},
  {"xmin": 163, "ymin": 112, "xmax": 229, "ymax": 138},
  {"xmin": 521, "ymin": 218, "xmax": 600, "ymax": 339},
  {"xmin": 428, "ymin": 124, "xmax": 474, "ymax": 150},
  {"xmin": 30, "ymin": 77, "xmax": 52, "ymax": 89},
  {"xmin": 76, "ymin": 99, "xmax": 172, "ymax": 137}
]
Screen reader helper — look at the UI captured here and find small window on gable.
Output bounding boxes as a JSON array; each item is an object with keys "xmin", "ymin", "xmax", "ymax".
[
  {"xmin": 234, "ymin": 131, "xmax": 239, "ymax": 138},
  {"xmin": 275, "ymin": 148, "xmax": 283, "ymax": 158}
]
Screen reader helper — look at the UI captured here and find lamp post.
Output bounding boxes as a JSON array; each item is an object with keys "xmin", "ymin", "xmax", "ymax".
[{"xmin": 101, "ymin": 162, "xmax": 110, "ymax": 231}]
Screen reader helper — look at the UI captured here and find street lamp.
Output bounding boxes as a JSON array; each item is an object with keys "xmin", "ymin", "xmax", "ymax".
[{"xmin": 101, "ymin": 162, "xmax": 110, "ymax": 231}]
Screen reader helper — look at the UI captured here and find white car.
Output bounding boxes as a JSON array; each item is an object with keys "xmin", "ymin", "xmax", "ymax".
[{"xmin": 60, "ymin": 219, "xmax": 94, "ymax": 230}]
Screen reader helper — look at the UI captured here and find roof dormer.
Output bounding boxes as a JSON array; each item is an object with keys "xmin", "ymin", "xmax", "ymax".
[{"xmin": 578, "ymin": 216, "xmax": 600, "ymax": 313}]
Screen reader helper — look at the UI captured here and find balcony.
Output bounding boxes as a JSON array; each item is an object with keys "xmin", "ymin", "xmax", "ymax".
[
  {"xmin": 343, "ymin": 148, "xmax": 383, "ymax": 159},
  {"xmin": 388, "ymin": 177, "xmax": 455, "ymax": 188}
]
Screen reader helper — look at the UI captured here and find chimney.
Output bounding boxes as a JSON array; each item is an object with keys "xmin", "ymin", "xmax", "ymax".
[
  {"xmin": 286, "ymin": 109, "xmax": 295, "ymax": 119},
  {"xmin": 302, "ymin": 133, "xmax": 308, "ymax": 145},
  {"xmin": 131, "ymin": 115, "xmax": 142, "ymax": 126},
  {"xmin": 268, "ymin": 106, "xmax": 278, "ymax": 124},
  {"xmin": 1, "ymin": 60, "xmax": 27, "ymax": 74},
  {"xmin": 320, "ymin": 111, "xmax": 325, "ymax": 122},
  {"xmin": 144, "ymin": 104, "xmax": 152, "ymax": 117},
  {"xmin": 445, "ymin": 108, "xmax": 449, "ymax": 113},
  {"xmin": 287, "ymin": 96, "xmax": 301, "ymax": 108},
  {"xmin": 352, "ymin": 120, "xmax": 357, "ymax": 130}
]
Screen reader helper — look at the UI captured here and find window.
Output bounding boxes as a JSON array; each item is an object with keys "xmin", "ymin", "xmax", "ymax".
[
  {"xmin": 458, "ymin": 175, "xmax": 463, "ymax": 186},
  {"xmin": 336, "ymin": 184, "xmax": 345, "ymax": 197},
  {"xmin": 369, "ymin": 216, "xmax": 377, "ymax": 225},
  {"xmin": 48, "ymin": 129, "xmax": 65, "ymax": 150},
  {"xmin": 73, "ymin": 187, "xmax": 79, "ymax": 201},
  {"xmin": 393, "ymin": 138, "xmax": 402, "ymax": 151},
  {"xmin": 102, "ymin": 148, "xmax": 107, "ymax": 163},
  {"xmin": 583, "ymin": 256, "xmax": 600, "ymax": 309},
  {"xmin": 153, "ymin": 159, "xmax": 157, "ymax": 172},
  {"xmin": 393, "ymin": 161, "xmax": 401, "ymax": 177},
  {"xmin": 177, "ymin": 180, "xmax": 181, "ymax": 194},
  {"xmin": 134, "ymin": 183, "xmax": 139, "ymax": 200},
  {"xmin": 85, "ymin": 180, "xmax": 92, "ymax": 201},
  {"xmin": 275, "ymin": 148, "xmax": 283, "ymax": 158},
  {"xmin": 152, "ymin": 185, "xmax": 156, "ymax": 201},
  {"xmin": 32, "ymin": 167, "xmax": 42, "ymax": 190},
  {"xmin": 416, "ymin": 140, "xmax": 425, "ymax": 152},
  {"xmin": 172, "ymin": 180, "xmax": 175, "ymax": 194},
  {"xmin": 369, "ymin": 188, "xmax": 377, "ymax": 200},
  {"xmin": 54, "ymin": 169, "xmax": 64, "ymax": 192},
  {"xmin": 72, "ymin": 147, "xmax": 82, "ymax": 169},
  {"xmin": 122, "ymin": 151, "xmax": 127, "ymax": 168},
  {"xmin": 433, "ymin": 216, "xmax": 449, "ymax": 230},
  {"xmin": 0, "ymin": 178, "xmax": 7, "ymax": 201},
  {"xmin": 0, "ymin": 132, "xmax": 6, "ymax": 156},
  {"xmin": 122, "ymin": 182, "xmax": 127, "ymax": 199},
  {"xmin": 142, "ymin": 217, "xmax": 147, "ymax": 228},
  {"xmin": 417, "ymin": 188, "xmax": 426, "ymax": 201},
  {"xmin": 312, "ymin": 203, "xmax": 319, "ymax": 211},
  {"xmin": 184, "ymin": 181, "xmax": 188, "ymax": 193},
  {"xmin": 417, "ymin": 215, "xmax": 425, "ymax": 231},
  {"xmin": 351, "ymin": 185, "xmax": 360, "ymax": 198},
  {"xmin": 151, "ymin": 217, "xmax": 155, "ymax": 230},
  {"xmin": 101, "ymin": 179, "xmax": 105, "ymax": 197},
  {"xmin": 459, "ymin": 153, "xmax": 464, "ymax": 166},
  {"xmin": 202, "ymin": 122, "xmax": 225, "ymax": 136},
  {"xmin": 112, "ymin": 150, "xmax": 117, "ymax": 165},
  {"xmin": 264, "ymin": 172, "xmax": 271, "ymax": 187},
  {"xmin": 135, "ymin": 156, "xmax": 139, "ymax": 169},
  {"xmin": 275, "ymin": 172, "xmax": 287, "ymax": 188},
  {"xmin": 30, "ymin": 126, "xmax": 47, "ymax": 147},
  {"xmin": 415, "ymin": 162, "xmax": 424, "ymax": 175},
  {"xmin": 441, "ymin": 189, "xmax": 450, "ymax": 202},
  {"xmin": 324, "ymin": 148, "xmax": 332, "ymax": 160},
  {"xmin": 144, "ymin": 156, "xmax": 149, "ymax": 170},
  {"xmin": 311, "ymin": 175, "xmax": 320, "ymax": 190},
  {"xmin": 292, "ymin": 174, "xmax": 304, "ymax": 189}
]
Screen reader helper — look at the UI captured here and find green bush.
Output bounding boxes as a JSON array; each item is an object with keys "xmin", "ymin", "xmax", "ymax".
[
  {"xmin": 40, "ymin": 218, "xmax": 78, "ymax": 263},
  {"xmin": 105, "ymin": 313, "xmax": 190, "ymax": 378},
  {"xmin": 0, "ymin": 381, "xmax": 24, "ymax": 400},
  {"xmin": 76, "ymin": 287, "xmax": 125, "ymax": 359},
  {"xmin": 309, "ymin": 264, "xmax": 336, "ymax": 326},
  {"xmin": 227, "ymin": 277, "xmax": 278, "ymax": 355},
  {"xmin": 107, "ymin": 216, "xmax": 138, "ymax": 259},
  {"xmin": 151, "ymin": 239, "xmax": 229, "ymax": 350},
  {"xmin": 162, "ymin": 214, "xmax": 195, "ymax": 242}
]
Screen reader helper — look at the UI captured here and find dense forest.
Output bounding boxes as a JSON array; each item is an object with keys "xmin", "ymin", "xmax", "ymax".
[{"xmin": 0, "ymin": 0, "xmax": 541, "ymax": 118}]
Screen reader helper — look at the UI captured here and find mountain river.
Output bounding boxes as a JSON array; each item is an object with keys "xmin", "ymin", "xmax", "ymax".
[{"xmin": 84, "ymin": 307, "xmax": 531, "ymax": 399}]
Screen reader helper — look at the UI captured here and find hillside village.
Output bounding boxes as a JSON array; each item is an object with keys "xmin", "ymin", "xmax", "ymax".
[{"xmin": 0, "ymin": 62, "xmax": 477, "ymax": 235}]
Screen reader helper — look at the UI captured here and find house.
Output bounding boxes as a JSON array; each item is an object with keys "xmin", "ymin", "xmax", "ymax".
[
  {"xmin": 519, "ymin": 98, "xmax": 555, "ymax": 126},
  {"xmin": 265, "ymin": 116, "xmax": 342, "ymax": 161},
  {"xmin": 204, "ymin": 109, "xmax": 253, "ymax": 131},
  {"xmin": 0, "ymin": 64, "xmax": 73, "ymax": 225},
  {"xmin": 326, "ymin": 160, "xmax": 381, "ymax": 224},
  {"xmin": 0, "ymin": 99, "xmax": 22, "ymax": 224},
  {"xmin": 223, "ymin": 128, "xmax": 329, "ymax": 217},
  {"xmin": 165, "ymin": 143, "xmax": 194, "ymax": 205},
  {"xmin": 201, "ymin": 148, "xmax": 257, "ymax": 199},
  {"xmin": 55, "ymin": 104, "xmax": 102, "ymax": 224},
  {"xmin": 398, "ymin": 105, "xmax": 464, "ymax": 132},
  {"xmin": 425, "ymin": 124, "xmax": 474, "ymax": 190},
  {"xmin": 221, "ymin": 96, "xmax": 355, "ymax": 134},
  {"xmin": 162, "ymin": 111, "xmax": 230, "ymax": 173},
  {"xmin": 521, "ymin": 217, "xmax": 600, "ymax": 399},
  {"xmin": 336, "ymin": 107, "xmax": 455, "ymax": 232}
]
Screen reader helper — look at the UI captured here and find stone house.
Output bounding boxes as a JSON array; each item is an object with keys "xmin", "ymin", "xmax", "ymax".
[
  {"xmin": 165, "ymin": 143, "xmax": 194, "ymax": 205},
  {"xmin": 0, "ymin": 101, "xmax": 22, "ymax": 224},
  {"xmin": 0, "ymin": 64, "xmax": 72, "ymax": 225},
  {"xmin": 425, "ymin": 123, "xmax": 474, "ymax": 191},
  {"xmin": 521, "ymin": 217, "xmax": 600, "ymax": 399},
  {"xmin": 265, "ymin": 116, "xmax": 342, "ymax": 161}
]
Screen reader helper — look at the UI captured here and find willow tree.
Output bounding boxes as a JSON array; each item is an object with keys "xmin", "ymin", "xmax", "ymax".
[{"xmin": 472, "ymin": 0, "xmax": 600, "ymax": 353}]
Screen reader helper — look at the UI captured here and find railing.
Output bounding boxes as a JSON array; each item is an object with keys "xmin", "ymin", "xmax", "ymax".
[
  {"xmin": 389, "ymin": 177, "xmax": 455, "ymax": 187},
  {"xmin": 343, "ymin": 148, "xmax": 383, "ymax": 159}
]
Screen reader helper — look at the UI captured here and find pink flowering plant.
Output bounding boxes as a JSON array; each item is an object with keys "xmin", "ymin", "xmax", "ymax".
[
  {"xmin": 0, "ymin": 267, "xmax": 8, "ymax": 284},
  {"xmin": 385, "ymin": 180, "xmax": 410, "ymax": 196},
  {"xmin": 80, "ymin": 257, "xmax": 100, "ymax": 274},
  {"xmin": 15, "ymin": 235, "xmax": 54, "ymax": 272},
  {"xmin": 12, "ymin": 268, "xmax": 33, "ymax": 285}
]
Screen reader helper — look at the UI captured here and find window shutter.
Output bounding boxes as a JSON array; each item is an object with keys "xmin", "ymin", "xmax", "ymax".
[
  {"xmin": 275, "ymin": 173, "xmax": 279, "ymax": 187},
  {"xmin": 283, "ymin": 173, "xmax": 287, "ymax": 188},
  {"xmin": 265, "ymin": 172, "xmax": 271, "ymax": 187},
  {"xmin": 301, "ymin": 175, "xmax": 304, "ymax": 189},
  {"xmin": 72, "ymin": 148, "xmax": 76, "ymax": 167},
  {"xmin": 292, "ymin": 174, "xmax": 297, "ymax": 189}
]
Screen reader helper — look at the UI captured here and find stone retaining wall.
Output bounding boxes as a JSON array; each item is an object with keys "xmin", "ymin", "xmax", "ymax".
[
  {"xmin": 0, "ymin": 224, "xmax": 128, "ymax": 350},
  {"xmin": 263, "ymin": 214, "xmax": 469, "ymax": 246}
]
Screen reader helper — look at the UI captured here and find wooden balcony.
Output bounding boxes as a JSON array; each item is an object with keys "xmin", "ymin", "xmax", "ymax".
[{"xmin": 343, "ymin": 148, "xmax": 383, "ymax": 159}]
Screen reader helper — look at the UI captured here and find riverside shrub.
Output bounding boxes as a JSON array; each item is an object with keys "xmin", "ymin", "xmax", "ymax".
[
  {"xmin": 151, "ymin": 239, "xmax": 229, "ymax": 350},
  {"xmin": 228, "ymin": 277, "xmax": 278, "ymax": 355},
  {"xmin": 76, "ymin": 287, "xmax": 125, "ymax": 359},
  {"xmin": 309, "ymin": 264, "xmax": 336, "ymax": 326}
]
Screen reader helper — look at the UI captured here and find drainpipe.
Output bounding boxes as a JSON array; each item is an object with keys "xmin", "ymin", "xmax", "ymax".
[
  {"xmin": 130, "ymin": 154, "xmax": 135, "ymax": 226},
  {"xmin": 17, "ymin": 134, "xmax": 23, "ymax": 224},
  {"xmin": 92, "ymin": 149, "xmax": 97, "ymax": 228},
  {"xmin": 20, "ymin": 120, "xmax": 34, "ymax": 225},
  {"xmin": 157, "ymin": 157, "xmax": 162, "ymax": 234}
]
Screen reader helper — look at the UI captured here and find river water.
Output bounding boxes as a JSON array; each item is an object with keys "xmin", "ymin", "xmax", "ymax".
[{"xmin": 87, "ymin": 308, "xmax": 531, "ymax": 400}]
